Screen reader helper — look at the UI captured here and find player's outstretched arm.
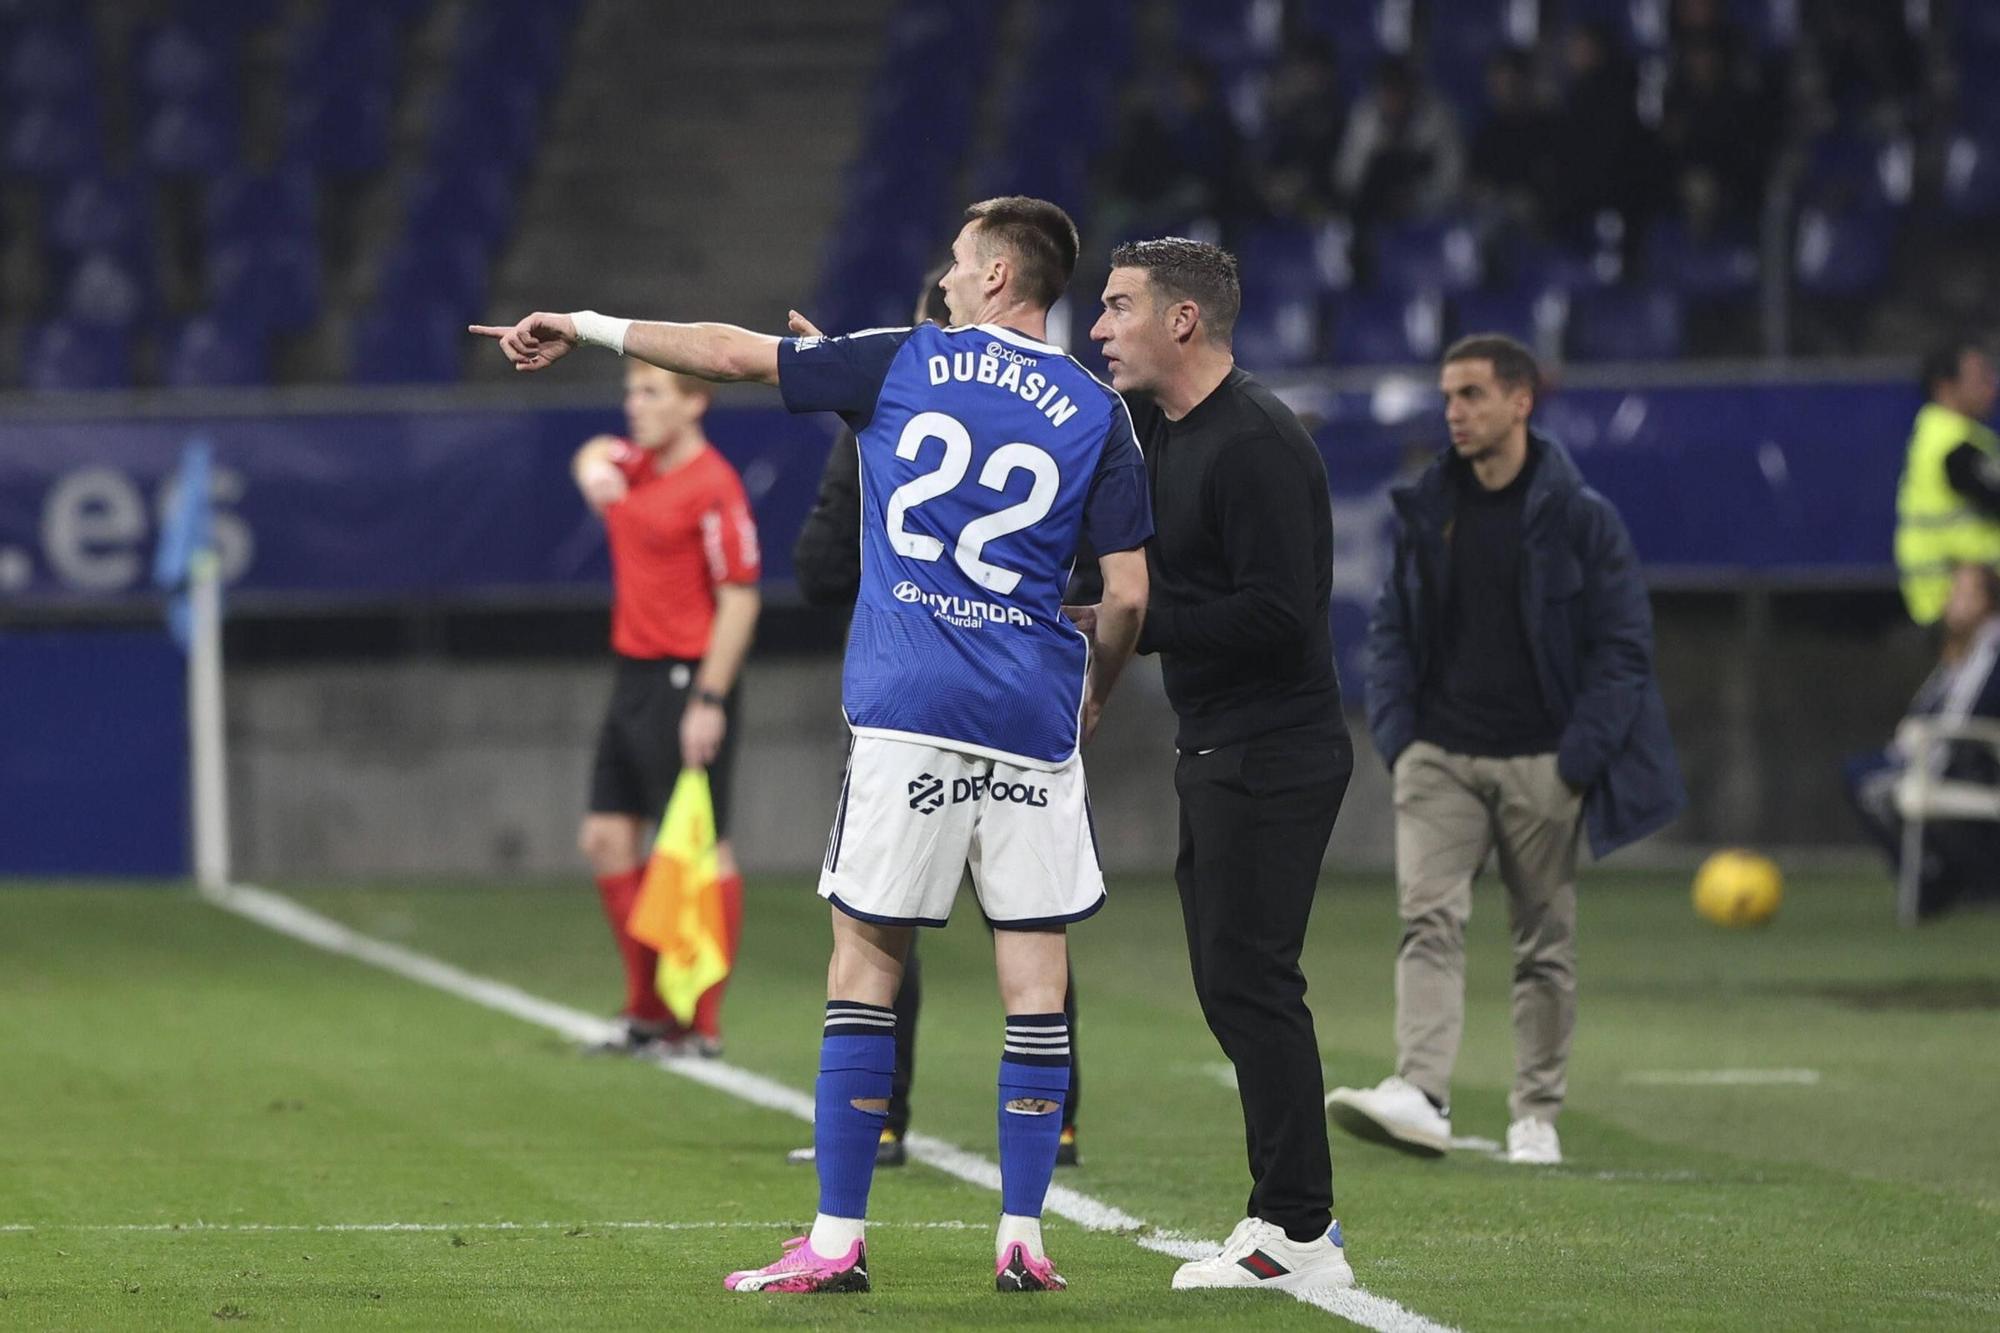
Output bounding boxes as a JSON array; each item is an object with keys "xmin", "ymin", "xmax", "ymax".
[
  {"xmin": 1075, "ymin": 547, "xmax": 1148, "ymax": 741},
  {"xmin": 470, "ymin": 311, "xmax": 782, "ymax": 385}
]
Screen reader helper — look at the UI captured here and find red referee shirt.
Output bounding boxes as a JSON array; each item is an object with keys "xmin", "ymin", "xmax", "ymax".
[{"xmin": 603, "ymin": 440, "xmax": 761, "ymax": 661}]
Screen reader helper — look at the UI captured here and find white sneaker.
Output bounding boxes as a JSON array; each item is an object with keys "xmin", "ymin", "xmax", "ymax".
[
  {"xmin": 1171, "ymin": 1217, "xmax": 1354, "ymax": 1292},
  {"xmin": 1505, "ymin": 1116, "xmax": 1561, "ymax": 1165},
  {"xmin": 1324, "ymin": 1076, "xmax": 1451, "ymax": 1156}
]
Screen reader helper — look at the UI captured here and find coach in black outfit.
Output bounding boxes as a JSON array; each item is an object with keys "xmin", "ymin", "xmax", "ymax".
[{"xmin": 1081, "ymin": 238, "xmax": 1354, "ymax": 1293}]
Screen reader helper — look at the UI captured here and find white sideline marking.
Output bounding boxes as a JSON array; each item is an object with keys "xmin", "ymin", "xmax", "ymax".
[
  {"xmin": 1448, "ymin": 1136, "xmax": 1505, "ymax": 1156},
  {"xmin": 205, "ymin": 883, "xmax": 1460, "ymax": 1333},
  {"xmin": 0, "ymin": 1219, "xmax": 980, "ymax": 1235},
  {"xmin": 1623, "ymin": 1068, "xmax": 1822, "ymax": 1086}
]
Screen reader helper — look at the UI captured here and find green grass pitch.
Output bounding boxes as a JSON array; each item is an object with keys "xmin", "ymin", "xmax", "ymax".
[{"xmin": 2, "ymin": 869, "xmax": 1996, "ymax": 1330}]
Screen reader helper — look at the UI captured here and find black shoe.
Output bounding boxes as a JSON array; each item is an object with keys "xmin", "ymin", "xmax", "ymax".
[
  {"xmin": 1055, "ymin": 1126, "xmax": 1079, "ymax": 1167},
  {"xmin": 785, "ymin": 1129, "xmax": 907, "ymax": 1167},
  {"xmin": 582, "ymin": 1018, "xmax": 672, "ymax": 1057}
]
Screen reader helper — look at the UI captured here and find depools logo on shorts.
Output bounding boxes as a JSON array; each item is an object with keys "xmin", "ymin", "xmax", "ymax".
[
  {"xmin": 907, "ymin": 772, "xmax": 946, "ymax": 814},
  {"xmin": 891, "ymin": 580, "xmax": 1031, "ymax": 630},
  {"xmin": 907, "ymin": 771, "xmax": 1049, "ymax": 814}
]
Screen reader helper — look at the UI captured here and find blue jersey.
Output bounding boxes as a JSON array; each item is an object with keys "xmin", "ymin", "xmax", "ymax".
[{"xmin": 780, "ymin": 322, "xmax": 1152, "ymax": 768}]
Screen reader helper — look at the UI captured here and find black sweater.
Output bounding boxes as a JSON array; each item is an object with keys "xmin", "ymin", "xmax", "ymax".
[{"xmin": 1128, "ymin": 367, "xmax": 1344, "ymax": 749}]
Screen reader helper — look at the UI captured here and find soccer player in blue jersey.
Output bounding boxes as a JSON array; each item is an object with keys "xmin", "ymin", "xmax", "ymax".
[{"xmin": 472, "ymin": 197, "xmax": 1152, "ymax": 1294}]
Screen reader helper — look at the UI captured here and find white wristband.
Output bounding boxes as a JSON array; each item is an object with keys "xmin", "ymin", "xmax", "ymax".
[{"xmin": 570, "ymin": 310, "xmax": 632, "ymax": 355}]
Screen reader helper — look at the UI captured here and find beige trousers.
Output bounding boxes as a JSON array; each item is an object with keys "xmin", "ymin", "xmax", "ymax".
[{"xmin": 1391, "ymin": 741, "xmax": 1581, "ymax": 1124}]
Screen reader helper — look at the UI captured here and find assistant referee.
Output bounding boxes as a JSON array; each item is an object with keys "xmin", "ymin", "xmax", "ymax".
[{"xmin": 1085, "ymin": 238, "xmax": 1353, "ymax": 1294}]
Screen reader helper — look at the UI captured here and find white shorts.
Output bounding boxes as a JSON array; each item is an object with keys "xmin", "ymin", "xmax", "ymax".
[{"xmin": 819, "ymin": 735, "xmax": 1105, "ymax": 929}]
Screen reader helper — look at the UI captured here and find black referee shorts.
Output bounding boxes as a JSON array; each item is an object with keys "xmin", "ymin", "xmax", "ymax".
[{"xmin": 587, "ymin": 654, "xmax": 738, "ymax": 835}]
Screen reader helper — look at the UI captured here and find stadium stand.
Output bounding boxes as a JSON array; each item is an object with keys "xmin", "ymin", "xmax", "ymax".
[{"xmin": 2, "ymin": 0, "xmax": 1998, "ymax": 386}]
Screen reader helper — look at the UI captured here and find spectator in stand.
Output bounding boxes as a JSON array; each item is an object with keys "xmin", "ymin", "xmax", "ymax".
[
  {"xmin": 1249, "ymin": 36, "xmax": 1345, "ymax": 222},
  {"xmin": 1660, "ymin": 40, "xmax": 1770, "ymax": 222},
  {"xmin": 1336, "ymin": 56, "xmax": 1464, "ymax": 224},
  {"xmin": 1467, "ymin": 50, "xmax": 1558, "ymax": 230},
  {"xmin": 1102, "ymin": 55, "xmax": 1242, "ymax": 239},
  {"xmin": 1805, "ymin": 0, "xmax": 1922, "ymax": 130},
  {"xmin": 1844, "ymin": 562, "xmax": 2000, "ymax": 919},
  {"xmin": 1550, "ymin": 24, "xmax": 1656, "ymax": 232}
]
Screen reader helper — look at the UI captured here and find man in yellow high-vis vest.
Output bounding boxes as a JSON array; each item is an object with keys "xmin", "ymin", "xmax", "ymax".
[{"xmin": 1896, "ymin": 341, "xmax": 2000, "ymax": 624}]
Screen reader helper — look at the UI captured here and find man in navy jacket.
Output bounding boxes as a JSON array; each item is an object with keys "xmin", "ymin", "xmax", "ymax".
[{"xmin": 1327, "ymin": 334, "xmax": 1684, "ymax": 1167}]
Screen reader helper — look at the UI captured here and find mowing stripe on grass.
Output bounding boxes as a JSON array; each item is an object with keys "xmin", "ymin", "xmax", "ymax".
[
  {"xmin": 1623, "ymin": 1068, "xmax": 1822, "ymax": 1086},
  {"xmin": 206, "ymin": 882, "xmax": 1459, "ymax": 1333}
]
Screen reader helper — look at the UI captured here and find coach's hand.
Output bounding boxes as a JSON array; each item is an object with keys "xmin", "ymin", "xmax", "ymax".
[
  {"xmin": 681, "ymin": 698, "xmax": 726, "ymax": 769},
  {"xmin": 1080, "ymin": 694, "xmax": 1104, "ymax": 744},
  {"xmin": 1061, "ymin": 604, "xmax": 1098, "ymax": 637},
  {"xmin": 786, "ymin": 310, "xmax": 825, "ymax": 338},
  {"xmin": 469, "ymin": 312, "xmax": 578, "ymax": 371}
]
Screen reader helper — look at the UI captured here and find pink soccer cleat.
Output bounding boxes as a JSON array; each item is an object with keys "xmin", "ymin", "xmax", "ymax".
[
  {"xmin": 724, "ymin": 1235, "xmax": 870, "ymax": 1293},
  {"xmin": 995, "ymin": 1241, "xmax": 1067, "ymax": 1292}
]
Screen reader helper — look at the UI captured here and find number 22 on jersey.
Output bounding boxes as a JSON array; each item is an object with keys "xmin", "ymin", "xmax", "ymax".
[{"xmin": 882, "ymin": 410, "xmax": 1060, "ymax": 596}]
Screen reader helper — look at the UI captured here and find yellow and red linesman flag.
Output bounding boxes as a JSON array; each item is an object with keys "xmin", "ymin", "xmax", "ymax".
[{"xmin": 625, "ymin": 768, "xmax": 728, "ymax": 1026}]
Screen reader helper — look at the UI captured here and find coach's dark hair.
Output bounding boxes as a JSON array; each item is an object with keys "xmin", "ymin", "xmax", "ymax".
[
  {"xmin": 1921, "ymin": 338, "xmax": 1986, "ymax": 398},
  {"xmin": 1443, "ymin": 333, "xmax": 1542, "ymax": 403},
  {"xmin": 1107, "ymin": 237, "xmax": 1242, "ymax": 344},
  {"xmin": 964, "ymin": 196, "xmax": 1079, "ymax": 309}
]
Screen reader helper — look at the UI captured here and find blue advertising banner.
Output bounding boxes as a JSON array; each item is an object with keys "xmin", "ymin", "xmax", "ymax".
[
  {"xmin": 0, "ymin": 377, "xmax": 1920, "ymax": 613},
  {"xmin": 0, "ymin": 403, "xmax": 842, "ymax": 609}
]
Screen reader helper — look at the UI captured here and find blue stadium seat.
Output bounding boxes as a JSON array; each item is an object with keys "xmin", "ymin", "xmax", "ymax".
[
  {"xmin": 2, "ymin": 20, "xmax": 93, "ymax": 100},
  {"xmin": 1371, "ymin": 217, "xmax": 1484, "ymax": 294},
  {"xmin": 1238, "ymin": 220, "xmax": 1343, "ymax": 299},
  {"xmin": 1727, "ymin": 0, "xmax": 1801, "ymax": 51},
  {"xmin": 1942, "ymin": 130, "xmax": 2000, "ymax": 221},
  {"xmin": 349, "ymin": 303, "xmax": 464, "ymax": 384},
  {"xmin": 424, "ymin": 80, "xmax": 541, "ymax": 175},
  {"xmin": 22, "ymin": 319, "xmax": 132, "ymax": 391},
  {"xmin": 44, "ymin": 174, "xmax": 151, "ymax": 262},
  {"xmin": 59, "ymin": 251, "xmax": 150, "ymax": 331},
  {"xmin": 1453, "ymin": 285, "xmax": 1568, "ymax": 349},
  {"xmin": 205, "ymin": 168, "xmax": 317, "ymax": 248},
  {"xmin": 374, "ymin": 235, "xmax": 490, "ymax": 319},
  {"xmin": 1792, "ymin": 207, "xmax": 1895, "ymax": 298},
  {"xmin": 167, "ymin": 0, "xmax": 281, "ymax": 36},
  {"xmin": 285, "ymin": 12, "xmax": 397, "ymax": 99},
  {"xmin": 401, "ymin": 164, "xmax": 515, "ymax": 250},
  {"xmin": 1642, "ymin": 218, "xmax": 1758, "ymax": 298},
  {"xmin": 132, "ymin": 20, "xmax": 235, "ymax": 104},
  {"xmin": 3, "ymin": 99, "xmax": 103, "ymax": 177},
  {"xmin": 207, "ymin": 238, "xmax": 322, "ymax": 334},
  {"xmin": 1567, "ymin": 285, "xmax": 1683, "ymax": 360},
  {"xmin": 162, "ymin": 314, "xmax": 270, "ymax": 388},
  {"xmin": 1799, "ymin": 130, "xmax": 1915, "ymax": 212},
  {"xmin": 140, "ymin": 95, "xmax": 239, "ymax": 176},
  {"xmin": 283, "ymin": 84, "xmax": 394, "ymax": 179},
  {"xmin": 1232, "ymin": 292, "xmax": 1322, "ymax": 371},
  {"xmin": 1328, "ymin": 290, "xmax": 1446, "ymax": 365},
  {"xmin": 450, "ymin": 1, "xmax": 570, "ymax": 96}
]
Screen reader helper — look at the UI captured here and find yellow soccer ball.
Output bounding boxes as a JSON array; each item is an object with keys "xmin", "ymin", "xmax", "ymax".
[{"xmin": 1692, "ymin": 850, "xmax": 1783, "ymax": 927}]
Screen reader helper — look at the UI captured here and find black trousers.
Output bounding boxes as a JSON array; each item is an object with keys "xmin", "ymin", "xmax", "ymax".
[
  {"xmin": 884, "ymin": 939, "xmax": 1080, "ymax": 1138},
  {"xmin": 1174, "ymin": 718, "xmax": 1351, "ymax": 1240}
]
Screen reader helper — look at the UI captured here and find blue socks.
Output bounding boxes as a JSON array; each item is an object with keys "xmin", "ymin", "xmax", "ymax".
[
  {"xmin": 997, "ymin": 1012, "xmax": 1070, "ymax": 1218},
  {"xmin": 815, "ymin": 1001, "xmax": 896, "ymax": 1220}
]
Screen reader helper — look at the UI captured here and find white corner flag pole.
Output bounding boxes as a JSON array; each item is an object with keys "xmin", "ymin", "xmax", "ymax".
[{"xmin": 189, "ymin": 548, "xmax": 231, "ymax": 895}]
